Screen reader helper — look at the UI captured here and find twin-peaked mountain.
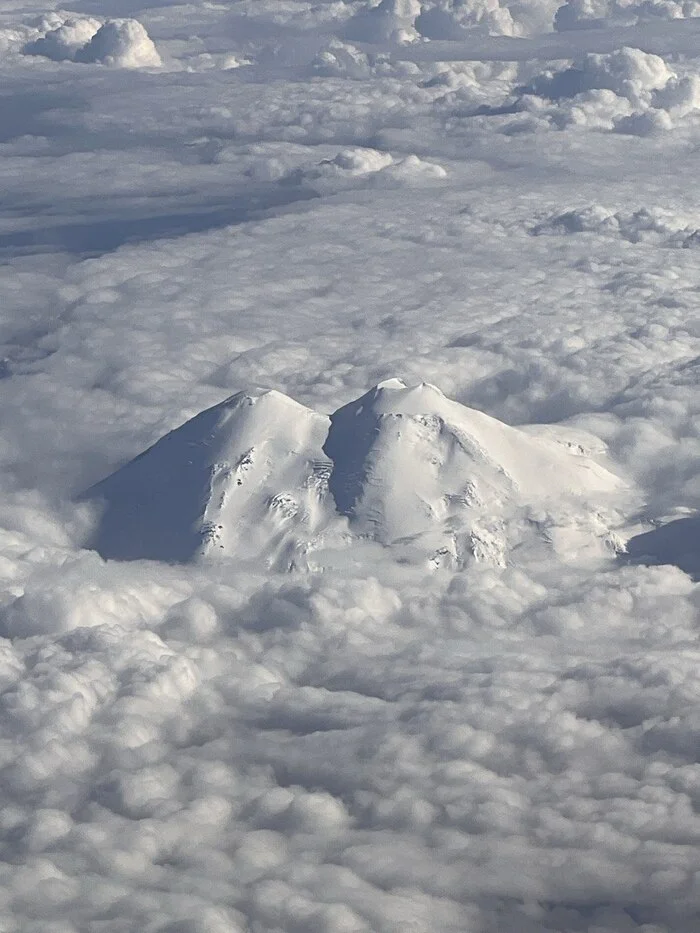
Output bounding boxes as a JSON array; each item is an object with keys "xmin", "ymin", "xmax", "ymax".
[{"xmin": 83, "ymin": 379, "xmax": 627, "ymax": 570}]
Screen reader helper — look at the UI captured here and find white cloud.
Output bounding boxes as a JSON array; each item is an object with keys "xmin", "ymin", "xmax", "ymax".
[
  {"xmin": 23, "ymin": 14, "xmax": 161, "ymax": 68},
  {"xmin": 24, "ymin": 17, "xmax": 102, "ymax": 62},
  {"xmin": 519, "ymin": 47, "xmax": 700, "ymax": 131},
  {"xmin": 532, "ymin": 203, "xmax": 700, "ymax": 244},
  {"xmin": 555, "ymin": 0, "xmax": 700, "ymax": 30},
  {"xmin": 345, "ymin": 0, "xmax": 423, "ymax": 42},
  {"xmin": 74, "ymin": 19, "xmax": 162, "ymax": 69},
  {"xmin": 415, "ymin": 0, "xmax": 521, "ymax": 37},
  {"xmin": 524, "ymin": 47, "xmax": 673, "ymax": 105},
  {"xmin": 0, "ymin": 557, "xmax": 698, "ymax": 930},
  {"xmin": 280, "ymin": 147, "xmax": 447, "ymax": 193}
]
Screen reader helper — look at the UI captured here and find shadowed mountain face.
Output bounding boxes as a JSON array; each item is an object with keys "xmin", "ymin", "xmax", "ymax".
[
  {"xmin": 82, "ymin": 380, "xmax": 628, "ymax": 570},
  {"xmin": 624, "ymin": 516, "xmax": 700, "ymax": 579},
  {"xmin": 82, "ymin": 396, "xmax": 256, "ymax": 563}
]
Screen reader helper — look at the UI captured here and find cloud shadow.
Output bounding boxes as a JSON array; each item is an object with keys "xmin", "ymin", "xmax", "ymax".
[
  {"xmin": 0, "ymin": 187, "xmax": 319, "ymax": 257},
  {"xmin": 623, "ymin": 515, "xmax": 700, "ymax": 580}
]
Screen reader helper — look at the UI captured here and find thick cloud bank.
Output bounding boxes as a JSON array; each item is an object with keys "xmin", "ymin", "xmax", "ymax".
[{"xmin": 1, "ymin": 530, "xmax": 700, "ymax": 932}]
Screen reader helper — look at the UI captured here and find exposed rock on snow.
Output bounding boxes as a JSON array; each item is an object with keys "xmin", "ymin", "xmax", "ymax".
[{"xmin": 83, "ymin": 380, "xmax": 627, "ymax": 571}]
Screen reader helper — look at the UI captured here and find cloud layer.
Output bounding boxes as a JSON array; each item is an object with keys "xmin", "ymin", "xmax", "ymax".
[{"xmin": 1, "ymin": 1, "xmax": 700, "ymax": 931}]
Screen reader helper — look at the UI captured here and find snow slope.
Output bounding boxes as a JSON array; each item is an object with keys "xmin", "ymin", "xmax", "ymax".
[{"xmin": 84, "ymin": 388, "xmax": 334, "ymax": 566}]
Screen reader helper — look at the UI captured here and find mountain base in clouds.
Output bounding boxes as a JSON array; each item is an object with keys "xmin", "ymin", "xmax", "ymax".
[{"xmin": 83, "ymin": 379, "xmax": 629, "ymax": 571}]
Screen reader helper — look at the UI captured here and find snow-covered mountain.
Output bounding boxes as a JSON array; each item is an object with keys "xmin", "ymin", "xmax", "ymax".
[
  {"xmin": 84, "ymin": 379, "xmax": 627, "ymax": 570},
  {"xmin": 82, "ymin": 388, "xmax": 333, "ymax": 566}
]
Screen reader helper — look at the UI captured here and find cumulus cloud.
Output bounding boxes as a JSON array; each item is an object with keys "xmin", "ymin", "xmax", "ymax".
[
  {"xmin": 340, "ymin": 0, "xmax": 587, "ymax": 42},
  {"xmin": 652, "ymin": 73, "xmax": 700, "ymax": 115},
  {"xmin": 24, "ymin": 14, "xmax": 161, "ymax": 68},
  {"xmin": 415, "ymin": 0, "xmax": 521, "ymax": 37},
  {"xmin": 0, "ymin": 550, "xmax": 699, "ymax": 931},
  {"xmin": 23, "ymin": 16, "xmax": 102, "ymax": 62},
  {"xmin": 311, "ymin": 39, "xmax": 376, "ymax": 78},
  {"xmin": 0, "ymin": 551, "xmax": 188, "ymax": 637},
  {"xmin": 345, "ymin": 0, "xmax": 423, "ymax": 42},
  {"xmin": 74, "ymin": 19, "xmax": 162, "ymax": 68},
  {"xmin": 532, "ymin": 204, "xmax": 700, "ymax": 245},
  {"xmin": 524, "ymin": 47, "xmax": 673, "ymax": 106},
  {"xmin": 555, "ymin": 0, "xmax": 700, "ymax": 30},
  {"xmin": 344, "ymin": 0, "xmax": 548, "ymax": 40},
  {"xmin": 518, "ymin": 47, "xmax": 700, "ymax": 131},
  {"xmin": 281, "ymin": 147, "xmax": 447, "ymax": 193}
]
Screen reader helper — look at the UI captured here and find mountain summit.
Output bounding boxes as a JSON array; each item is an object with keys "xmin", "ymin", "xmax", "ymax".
[{"xmin": 83, "ymin": 380, "xmax": 627, "ymax": 570}]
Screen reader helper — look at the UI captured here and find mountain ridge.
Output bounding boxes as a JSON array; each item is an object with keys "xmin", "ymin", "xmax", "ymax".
[{"xmin": 82, "ymin": 379, "xmax": 629, "ymax": 570}]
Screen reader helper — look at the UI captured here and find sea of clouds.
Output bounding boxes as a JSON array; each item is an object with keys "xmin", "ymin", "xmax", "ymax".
[{"xmin": 2, "ymin": 0, "xmax": 700, "ymax": 930}]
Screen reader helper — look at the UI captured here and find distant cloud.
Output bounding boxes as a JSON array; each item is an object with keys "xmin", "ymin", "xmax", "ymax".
[{"xmin": 24, "ymin": 14, "xmax": 161, "ymax": 68}]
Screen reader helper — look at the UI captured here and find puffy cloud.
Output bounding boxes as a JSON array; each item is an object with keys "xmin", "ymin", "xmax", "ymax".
[
  {"xmin": 23, "ymin": 17, "xmax": 101, "ymax": 62},
  {"xmin": 345, "ymin": 0, "xmax": 423, "ymax": 42},
  {"xmin": 281, "ymin": 147, "xmax": 446, "ymax": 193},
  {"xmin": 652, "ymin": 73, "xmax": 700, "ymax": 115},
  {"xmin": 0, "ymin": 557, "xmax": 698, "ymax": 930},
  {"xmin": 555, "ymin": 0, "xmax": 700, "ymax": 30},
  {"xmin": 311, "ymin": 39, "xmax": 375, "ymax": 78},
  {"xmin": 613, "ymin": 106, "xmax": 674, "ymax": 135},
  {"xmin": 519, "ymin": 47, "xmax": 700, "ymax": 132},
  {"xmin": 524, "ymin": 47, "xmax": 673, "ymax": 107},
  {"xmin": 415, "ymin": 0, "xmax": 520, "ymax": 37},
  {"xmin": 0, "ymin": 551, "xmax": 190, "ymax": 636},
  {"xmin": 344, "ymin": 0, "xmax": 555, "ymax": 41},
  {"xmin": 74, "ymin": 19, "xmax": 162, "ymax": 69},
  {"xmin": 24, "ymin": 15, "xmax": 161, "ymax": 68},
  {"xmin": 532, "ymin": 204, "xmax": 700, "ymax": 245}
]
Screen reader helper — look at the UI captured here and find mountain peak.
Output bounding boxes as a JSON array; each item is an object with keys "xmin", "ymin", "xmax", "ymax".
[
  {"xmin": 347, "ymin": 378, "xmax": 473, "ymax": 423},
  {"xmin": 82, "ymin": 382, "xmax": 628, "ymax": 570},
  {"xmin": 375, "ymin": 377, "xmax": 408, "ymax": 391}
]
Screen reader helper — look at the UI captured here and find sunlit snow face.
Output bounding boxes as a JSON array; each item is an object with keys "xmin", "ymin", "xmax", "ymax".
[{"xmin": 2, "ymin": 0, "xmax": 700, "ymax": 931}]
